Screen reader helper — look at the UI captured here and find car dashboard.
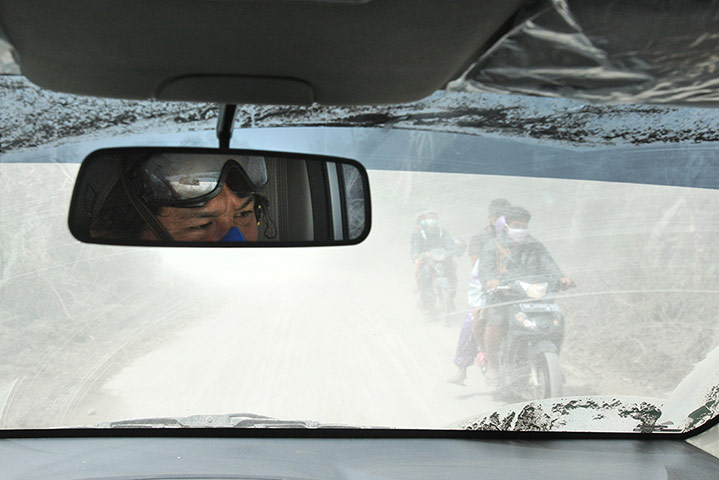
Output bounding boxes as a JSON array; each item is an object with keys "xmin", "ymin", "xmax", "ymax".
[{"xmin": 2, "ymin": 432, "xmax": 718, "ymax": 480}]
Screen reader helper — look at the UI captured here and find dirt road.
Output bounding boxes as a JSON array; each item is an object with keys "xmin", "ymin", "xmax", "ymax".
[{"xmin": 2, "ymin": 161, "xmax": 718, "ymax": 430}]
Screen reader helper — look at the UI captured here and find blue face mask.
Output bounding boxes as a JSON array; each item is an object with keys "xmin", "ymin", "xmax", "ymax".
[{"xmin": 220, "ymin": 227, "xmax": 246, "ymax": 242}]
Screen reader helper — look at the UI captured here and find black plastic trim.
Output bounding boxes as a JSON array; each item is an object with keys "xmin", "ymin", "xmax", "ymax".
[
  {"xmin": 335, "ymin": 163, "xmax": 350, "ymax": 239},
  {"xmin": 305, "ymin": 158, "xmax": 332, "ymax": 241}
]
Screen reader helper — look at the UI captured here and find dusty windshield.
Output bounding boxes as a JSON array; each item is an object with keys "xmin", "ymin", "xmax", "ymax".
[{"xmin": 1, "ymin": 76, "xmax": 719, "ymax": 432}]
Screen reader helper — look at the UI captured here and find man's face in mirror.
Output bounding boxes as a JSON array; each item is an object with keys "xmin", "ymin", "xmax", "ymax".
[
  {"xmin": 235, "ymin": 195, "xmax": 258, "ymax": 241},
  {"xmin": 147, "ymin": 185, "xmax": 255, "ymax": 242}
]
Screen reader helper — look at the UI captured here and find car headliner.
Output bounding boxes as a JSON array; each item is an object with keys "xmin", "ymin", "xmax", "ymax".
[
  {"xmin": 0, "ymin": 0, "xmax": 523, "ymax": 105},
  {"xmin": 2, "ymin": 0, "xmax": 719, "ymax": 107}
]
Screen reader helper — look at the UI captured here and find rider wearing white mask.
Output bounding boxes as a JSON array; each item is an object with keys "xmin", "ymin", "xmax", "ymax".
[
  {"xmin": 478, "ymin": 206, "xmax": 573, "ymax": 380},
  {"xmin": 410, "ymin": 210, "xmax": 460, "ymax": 312}
]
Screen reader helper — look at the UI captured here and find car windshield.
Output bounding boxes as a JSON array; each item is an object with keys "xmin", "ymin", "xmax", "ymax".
[{"xmin": 1, "ymin": 74, "xmax": 718, "ymax": 433}]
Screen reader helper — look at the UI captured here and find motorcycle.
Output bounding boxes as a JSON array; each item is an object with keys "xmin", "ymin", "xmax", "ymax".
[
  {"xmin": 486, "ymin": 278, "xmax": 571, "ymax": 400},
  {"xmin": 416, "ymin": 248, "xmax": 455, "ymax": 320}
]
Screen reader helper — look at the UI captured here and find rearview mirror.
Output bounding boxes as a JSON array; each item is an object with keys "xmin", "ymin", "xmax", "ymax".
[{"xmin": 69, "ymin": 147, "xmax": 371, "ymax": 246}]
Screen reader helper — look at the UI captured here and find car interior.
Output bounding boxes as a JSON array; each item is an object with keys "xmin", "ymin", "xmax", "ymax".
[{"xmin": 1, "ymin": 0, "xmax": 718, "ymax": 479}]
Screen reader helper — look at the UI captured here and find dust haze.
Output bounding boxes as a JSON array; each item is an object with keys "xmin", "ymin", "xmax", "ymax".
[{"xmin": 2, "ymin": 162, "xmax": 718, "ymax": 429}]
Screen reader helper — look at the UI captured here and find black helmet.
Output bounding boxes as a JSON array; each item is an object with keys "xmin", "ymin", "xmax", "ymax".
[
  {"xmin": 488, "ymin": 198, "xmax": 511, "ymax": 218},
  {"xmin": 504, "ymin": 206, "xmax": 532, "ymax": 223}
]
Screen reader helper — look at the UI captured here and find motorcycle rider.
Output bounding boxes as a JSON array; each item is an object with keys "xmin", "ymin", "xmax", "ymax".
[
  {"xmin": 478, "ymin": 206, "xmax": 573, "ymax": 381},
  {"xmin": 410, "ymin": 210, "xmax": 460, "ymax": 314},
  {"xmin": 468, "ymin": 198, "xmax": 511, "ymax": 267},
  {"xmin": 449, "ymin": 198, "xmax": 512, "ymax": 385}
]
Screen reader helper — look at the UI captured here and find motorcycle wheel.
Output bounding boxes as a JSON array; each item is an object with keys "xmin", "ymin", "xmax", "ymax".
[
  {"xmin": 418, "ymin": 287, "xmax": 438, "ymax": 320},
  {"xmin": 529, "ymin": 351, "xmax": 562, "ymax": 400}
]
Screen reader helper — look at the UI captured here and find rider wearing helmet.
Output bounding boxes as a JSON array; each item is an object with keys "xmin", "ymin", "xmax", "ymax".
[
  {"xmin": 478, "ymin": 206, "xmax": 573, "ymax": 380},
  {"xmin": 410, "ymin": 210, "xmax": 460, "ymax": 314},
  {"xmin": 468, "ymin": 198, "xmax": 511, "ymax": 267}
]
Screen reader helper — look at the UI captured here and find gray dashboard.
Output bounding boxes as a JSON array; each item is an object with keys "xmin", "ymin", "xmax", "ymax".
[{"xmin": 1, "ymin": 436, "xmax": 717, "ymax": 480}]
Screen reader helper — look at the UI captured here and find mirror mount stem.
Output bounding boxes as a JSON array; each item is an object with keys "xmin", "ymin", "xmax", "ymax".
[{"xmin": 216, "ymin": 104, "xmax": 238, "ymax": 149}]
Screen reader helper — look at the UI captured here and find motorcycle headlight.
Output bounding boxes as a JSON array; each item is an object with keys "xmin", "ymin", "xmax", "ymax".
[{"xmin": 514, "ymin": 312, "xmax": 538, "ymax": 330}]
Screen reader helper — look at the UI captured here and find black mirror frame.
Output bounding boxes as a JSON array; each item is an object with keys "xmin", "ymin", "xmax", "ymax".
[{"xmin": 68, "ymin": 146, "xmax": 372, "ymax": 247}]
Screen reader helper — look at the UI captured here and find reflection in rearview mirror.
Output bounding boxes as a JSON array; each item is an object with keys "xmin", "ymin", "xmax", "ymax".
[{"xmin": 69, "ymin": 147, "xmax": 371, "ymax": 246}]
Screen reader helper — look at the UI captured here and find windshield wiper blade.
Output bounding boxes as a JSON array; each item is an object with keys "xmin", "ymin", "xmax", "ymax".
[
  {"xmin": 633, "ymin": 422, "xmax": 682, "ymax": 433},
  {"xmin": 100, "ymin": 417, "xmax": 184, "ymax": 428},
  {"xmin": 98, "ymin": 413, "xmax": 348, "ymax": 429},
  {"xmin": 229, "ymin": 413, "xmax": 322, "ymax": 428}
]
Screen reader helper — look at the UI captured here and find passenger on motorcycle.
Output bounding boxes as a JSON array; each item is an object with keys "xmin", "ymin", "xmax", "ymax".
[
  {"xmin": 449, "ymin": 198, "xmax": 511, "ymax": 385},
  {"xmin": 478, "ymin": 206, "xmax": 573, "ymax": 381},
  {"xmin": 410, "ymin": 210, "xmax": 460, "ymax": 314},
  {"xmin": 468, "ymin": 198, "xmax": 511, "ymax": 267}
]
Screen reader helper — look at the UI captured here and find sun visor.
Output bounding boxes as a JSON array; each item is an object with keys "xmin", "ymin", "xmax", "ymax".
[
  {"xmin": 450, "ymin": 0, "xmax": 719, "ymax": 107},
  {"xmin": 0, "ymin": 0, "xmax": 526, "ymax": 105},
  {"xmin": 157, "ymin": 76, "xmax": 315, "ymax": 106}
]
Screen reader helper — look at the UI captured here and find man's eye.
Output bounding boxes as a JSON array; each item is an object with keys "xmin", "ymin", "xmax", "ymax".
[
  {"xmin": 234, "ymin": 210, "xmax": 255, "ymax": 226},
  {"xmin": 189, "ymin": 222, "xmax": 212, "ymax": 231}
]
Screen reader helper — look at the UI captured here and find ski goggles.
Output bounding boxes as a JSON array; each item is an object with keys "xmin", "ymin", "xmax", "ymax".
[{"xmin": 129, "ymin": 153, "xmax": 268, "ymax": 207}]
